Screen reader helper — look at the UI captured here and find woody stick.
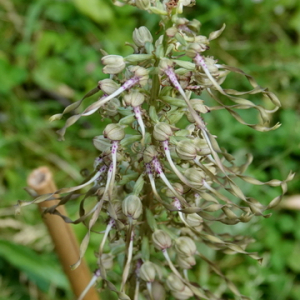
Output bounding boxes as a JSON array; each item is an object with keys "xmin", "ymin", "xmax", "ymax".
[{"xmin": 27, "ymin": 166, "xmax": 100, "ymax": 300}]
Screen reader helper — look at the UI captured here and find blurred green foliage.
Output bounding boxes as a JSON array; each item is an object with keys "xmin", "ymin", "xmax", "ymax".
[{"xmin": 0, "ymin": 0, "xmax": 299, "ymax": 299}]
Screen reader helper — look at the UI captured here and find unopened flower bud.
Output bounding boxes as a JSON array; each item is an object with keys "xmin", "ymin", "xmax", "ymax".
[
  {"xmin": 103, "ymin": 98, "xmax": 121, "ymax": 116},
  {"xmin": 167, "ymin": 274, "xmax": 193, "ymax": 300},
  {"xmin": 153, "ymin": 122, "xmax": 173, "ymax": 141},
  {"xmin": 194, "ymin": 137, "xmax": 211, "ymax": 156},
  {"xmin": 187, "ymin": 19, "xmax": 201, "ymax": 33},
  {"xmin": 102, "ymin": 55, "xmax": 125, "ymax": 74},
  {"xmin": 190, "ymin": 99, "xmax": 209, "ymax": 114},
  {"xmin": 93, "ymin": 135, "xmax": 111, "ymax": 152},
  {"xmin": 103, "ymin": 124, "xmax": 125, "ymax": 141},
  {"xmin": 186, "ymin": 111, "xmax": 195, "ymax": 123},
  {"xmin": 172, "ymin": 286, "xmax": 194, "ymax": 300},
  {"xmin": 122, "ymin": 195, "xmax": 142, "ymax": 219},
  {"xmin": 152, "ymin": 229, "xmax": 172, "ymax": 250},
  {"xmin": 185, "ymin": 213, "xmax": 203, "ymax": 227},
  {"xmin": 166, "ymin": 274, "xmax": 185, "ymax": 292},
  {"xmin": 166, "ymin": 27, "xmax": 178, "ymax": 37},
  {"xmin": 98, "ymin": 79, "xmax": 120, "ymax": 95},
  {"xmin": 128, "ymin": 66, "xmax": 149, "ymax": 86},
  {"xmin": 143, "ymin": 145, "xmax": 158, "ymax": 163},
  {"xmin": 123, "ymin": 91, "xmax": 145, "ymax": 107},
  {"xmin": 133, "ymin": 26, "xmax": 153, "ymax": 47},
  {"xmin": 177, "ymin": 254, "xmax": 196, "ymax": 269},
  {"xmin": 176, "ymin": 140, "xmax": 197, "ymax": 160},
  {"xmin": 159, "ymin": 58, "xmax": 174, "ymax": 72},
  {"xmin": 194, "ymin": 35, "xmax": 209, "ymax": 44},
  {"xmin": 186, "ymin": 42, "xmax": 206, "ymax": 58},
  {"xmin": 139, "ymin": 261, "xmax": 156, "ymax": 282},
  {"xmin": 184, "ymin": 168, "xmax": 205, "ymax": 187},
  {"xmin": 136, "ymin": 0, "xmax": 150, "ymax": 10},
  {"xmin": 165, "ymin": 183, "xmax": 184, "ymax": 198},
  {"xmin": 152, "ymin": 281, "xmax": 166, "ymax": 300},
  {"xmin": 175, "ymin": 236, "xmax": 196, "ymax": 256},
  {"xmin": 201, "ymin": 56, "xmax": 218, "ymax": 74}
]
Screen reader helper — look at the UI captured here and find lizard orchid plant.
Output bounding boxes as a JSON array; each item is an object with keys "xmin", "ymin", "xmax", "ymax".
[{"xmin": 18, "ymin": 1, "xmax": 294, "ymax": 299}]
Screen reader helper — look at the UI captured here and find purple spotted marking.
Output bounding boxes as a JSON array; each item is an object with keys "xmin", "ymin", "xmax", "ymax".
[
  {"xmin": 165, "ymin": 67, "xmax": 180, "ymax": 90},
  {"xmin": 133, "ymin": 106, "xmax": 141, "ymax": 119},
  {"xmin": 123, "ymin": 76, "xmax": 140, "ymax": 90},
  {"xmin": 99, "ymin": 165, "xmax": 107, "ymax": 172},
  {"xmin": 108, "ymin": 218, "xmax": 115, "ymax": 227},
  {"xmin": 152, "ymin": 157, "xmax": 162, "ymax": 175},
  {"xmin": 162, "ymin": 140, "xmax": 169, "ymax": 151},
  {"xmin": 194, "ymin": 54, "xmax": 207, "ymax": 70},
  {"xmin": 146, "ymin": 163, "xmax": 152, "ymax": 175},
  {"xmin": 111, "ymin": 141, "xmax": 118, "ymax": 154},
  {"xmin": 173, "ymin": 198, "xmax": 182, "ymax": 210}
]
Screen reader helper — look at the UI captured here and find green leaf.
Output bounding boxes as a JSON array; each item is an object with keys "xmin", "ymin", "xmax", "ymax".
[{"xmin": 0, "ymin": 239, "xmax": 69, "ymax": 292}]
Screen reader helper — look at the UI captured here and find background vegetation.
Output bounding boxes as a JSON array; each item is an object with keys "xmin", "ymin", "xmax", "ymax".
[{"xmin": 0, "ymin": 0, "xmax": 299, "ymax": 299}]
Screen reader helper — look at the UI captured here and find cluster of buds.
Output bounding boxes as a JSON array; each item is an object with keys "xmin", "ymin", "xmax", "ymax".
[{"xmin": 18, "ymin": 1, "xmax": 294, "ymax": 299}]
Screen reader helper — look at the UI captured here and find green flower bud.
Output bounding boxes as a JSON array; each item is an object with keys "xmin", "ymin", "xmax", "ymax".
[
  {"xmin": 122, "ymin": 195, "xmax": 142, "ymax": 219},
  {"xmin": 173, "ymin": 286, "xmax": 194, "ymax": 300},
  {"xmin": 159, "ymin": 58, "xmax": 174, "ymax": 72},
  {"xmin": 128, "ymin": 65, "xmax": 149, "ymax": 86},
  {"xmin": 133, "ymin": 26, "xmax": 153, "ymax": 47},
  {"xmin": 166, "ymin": 274, "xmax": 185, "ymax": 292},
  {"xmin": 200, "ymin": 56, "xmax": 218, "ymax": 74},
  {"xmin": 190, "ymin": 99, "xmax": 209, "ymax": 114},
  {"xmin": 152, "ymin": 281, "xmax": 166, "ymax": 300},
  {"xmin": 186, "ymin": 42, "xmax": 206, "ymax": 58},
  {"xmin": 184, "ymin": 168, "xmax": 205, "ymax": 187},
  {"xmin": 194, "ymin": 35, "xmax": 209, "ymax": 44},
  {"xmin": 103, "ymin": 98, "xmax": 121, "ymax": 116},
  {"xmin": 176, "ymin": 139, "xmax": 197, "ymax": 160},
  {"xmin": 136, "ymin": 0, "xmax": 150, "ymax": 10},
  {"xmin": 152, "ymin": 229, "xmax": 172, "ymax": 250},
  {"xmin": 175, "ymin": 236, "xmax": 196, "ymax": 256},
  {"xmin": 103, "ymin": 124, "xmax": 125, "ymax": 141},
  {"xmin": 139, "ymin": 261, "xmax": 156, "ymax": 282},
  {"xmin": 98, "ymin": 79, "xmax": 120, "ymax": 95},
  {"xmin": 102, "ymin": 55, "xmax": 126, "ymax": 74},
  {"xmin": 185, "ymin": 213, "xmax": 203, "ymax": 227},
  {"xmin": 194, "ymin": 74, "xmax": 212, "ymax": 87},
  {"xmin": 93, "ymin": 135, "xmax": 111, "ymax": 152},
  {"xmin": 149, "ymin": 5, "xmax": 168, "ymax": 15},
  {"xmin": 167, "ymin": 274, "xmax": 194, "ymax": 299},
  {"xmin": 123, "ymin": 91, "xmax": 145, "ymax": 107},
  {"xmin": 193, "ymin": 137, "xmax": 211, "ymax": 156},
  {"xmin": 187, "ymin": 19, "xmax": 201, "ymax": 33},
  {"xmin": 100, "ymin": 253, "xmax": 114, "ymax": 270},
  {"xmin": 165, "ymin": 183, "xmax": 184, "ymax": 198},
  {"xmin": 177, "ymin": 254, "xmax": 196, "ymax": 269},
  {"xmin": 185, "ymin": 111, "xmax": 195, "ymax": 123},
  {"xmin": 143, "ymin": 145, "xmax": 158, "ymax": 163},
  {"xmin": 153, "ymin": 122, "xmax": 173, "ymax": 141},
  {"xmin": 166, "ymin": 27, "xmax": 178, "ymax": 37}
]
